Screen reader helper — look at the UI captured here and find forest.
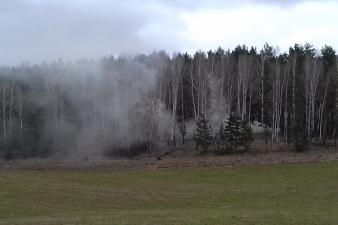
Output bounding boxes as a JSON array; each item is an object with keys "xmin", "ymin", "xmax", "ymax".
[{"xmin": 0, "ymin": 43, "xmax": 337, "ymax": 159}]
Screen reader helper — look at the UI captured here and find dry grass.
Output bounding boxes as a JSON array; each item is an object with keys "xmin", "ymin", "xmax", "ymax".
[{"xmin": 1, "ymin": 161, "xmax": 338, "ymax": 224}]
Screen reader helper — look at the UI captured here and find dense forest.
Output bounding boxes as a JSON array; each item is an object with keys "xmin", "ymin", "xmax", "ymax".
[{"xmin": 0, "ymin": 43, "xmax": 337, "ymax": 159}]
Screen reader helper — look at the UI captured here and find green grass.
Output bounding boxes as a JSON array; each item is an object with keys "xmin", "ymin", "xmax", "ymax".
[{"xmin": 1, "ymin": 162, "xmax": 338, "ymax": 225}]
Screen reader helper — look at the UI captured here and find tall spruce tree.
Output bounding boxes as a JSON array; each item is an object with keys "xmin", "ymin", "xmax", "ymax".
[
  {"xmin": 195, "ymin": 114, "xmax": 213, "ymax": 151},
  {"xmin": 224, "ymin": 115, "xmax": 241, "ymax": 151},
  {"xmin": 321, "ymin": 46, "xmax": 336, "ymax": 145},
  {"xmin": 238, "ymin": 120, "xmax": 254, "ymax": 150},
  {"xmin": 224, "ymin": 115, "xmax": 253, "ymax": 151}
]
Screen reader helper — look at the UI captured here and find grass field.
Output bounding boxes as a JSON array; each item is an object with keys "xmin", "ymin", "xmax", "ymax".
[{"xmin": 0, "ymin": 162, "xmax": 338, "ymax": 225}]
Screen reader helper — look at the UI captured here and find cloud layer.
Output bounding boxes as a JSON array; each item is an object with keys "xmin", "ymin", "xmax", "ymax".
[
  {"xmin": 0, "ymin": 0, "xmax": 337, "ymax": 65},
  {"xmin": 181, "ymin": 1, "xmax": 338, "ymax": 53}
]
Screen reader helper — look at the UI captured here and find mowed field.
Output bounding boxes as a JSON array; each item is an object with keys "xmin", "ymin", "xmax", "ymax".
[{"xmin": 0, "ymin": 162, "xmax": 338, "ymax": 225}]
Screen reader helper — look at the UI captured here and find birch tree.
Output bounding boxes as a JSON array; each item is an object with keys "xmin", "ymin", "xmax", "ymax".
[
  {"xmin": 304, "ymin": 54, "xmax": 321, "ymax": 143},
  {"xmin": 271, "ymin": 56, "xmax": 287, "ymax": 143}
]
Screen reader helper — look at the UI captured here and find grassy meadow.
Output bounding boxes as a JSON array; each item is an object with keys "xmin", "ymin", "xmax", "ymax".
[{"xmin": 0, "ymin": 162, "xmax": 338, "ymax": 225}]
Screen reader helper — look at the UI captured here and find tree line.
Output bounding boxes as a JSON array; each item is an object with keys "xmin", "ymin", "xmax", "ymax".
[{"xmin": 0, "ymin": 43, "xmax": 337, "ymax": 159}]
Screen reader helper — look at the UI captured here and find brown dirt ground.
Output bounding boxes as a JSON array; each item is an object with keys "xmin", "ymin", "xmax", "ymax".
[{"xmin": 1, "ymin": 141, "xmax": 338, "ymax": 171}]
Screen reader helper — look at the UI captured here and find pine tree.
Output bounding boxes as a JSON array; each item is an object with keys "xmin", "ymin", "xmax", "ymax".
[
  {"xmin": 224, "ymin": 115, "xmax": 241, "ymax": 151},
  {"xmin": 238, "ymin": 120, "xmax": 254, "ymax": 150},
  {"xmin": 224, "ymin": 115, "xmax": 253, "ymax": 152},
  {"xmin": 195, "ymin": 114, "xmax": 213, "ymax": 151}
]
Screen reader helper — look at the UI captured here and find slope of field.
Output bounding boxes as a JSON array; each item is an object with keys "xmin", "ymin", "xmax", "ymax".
[{"xmin": 0, "ymin": 162, "xmax": 338, "ymax": 225}]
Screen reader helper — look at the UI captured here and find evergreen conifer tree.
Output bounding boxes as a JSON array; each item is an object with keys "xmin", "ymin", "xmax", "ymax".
[
  {"xmin": 224, "ymin": 115, "xmax": 253, "ymax": 152},
  {"xmin": 238, "ymin": 120, "xmax": 254, "ymax": 150},
  {"xmin": 195, "ymin": 114, "xmax": 213, "ymax": 151},
  {"xmin": 224, "ymin": 115, "xmax": 241, "ymax": 151}
]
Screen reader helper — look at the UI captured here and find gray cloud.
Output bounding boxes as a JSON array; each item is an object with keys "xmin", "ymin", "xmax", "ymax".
[
  {"xmin": 156, "ymin": 0, "xmax": 336, "ymax": 10},
  {"xmin": 0, "ymin": 0, "xmax": 185, "ymax": 65},
  {"xmin": 0, "ymin": 0, "xmax": 336, "ymax": 65}
]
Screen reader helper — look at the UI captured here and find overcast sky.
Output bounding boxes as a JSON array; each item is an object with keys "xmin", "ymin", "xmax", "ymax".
[{"xmin": 1, "ymin": 0, "xmax": 338, "ymax": 65}]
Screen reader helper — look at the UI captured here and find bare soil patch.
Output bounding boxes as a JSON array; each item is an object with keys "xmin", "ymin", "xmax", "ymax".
[{"xmin": 1, "ymin": 142, "xmax": 338, "ymax": 171}]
